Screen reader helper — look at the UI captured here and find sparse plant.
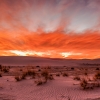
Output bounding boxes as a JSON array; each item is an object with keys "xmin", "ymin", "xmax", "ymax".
[
  {"xmin": 96, "ymin": 68, "xmax": 99, "ymax": 70},
  {"xmin": 94, "ymin": 72, "xmax": 100, "ymax": 79},
  {"xmin": 84, "ymin": 72, "xmax": 88, "ymax": 76},
  {"xmin": 80, "ymin": 78, "xmax": 88, "ymax": 89},
  {"xmin": 73, "ymin": 76, "xmax": 80, "ymax": 81},
  {"xmin": 88, "ymin": 78, "xmax": 92, "ymax": 81},
  {"xmin": 36, "ymin": 66, "xmax": 40, "ymax": 68},
  {"xmin": 38, "ymin": 69, "xmax": 41, "ymax": 72},
  {"xmin": 56, "ymin": 73, "xmax": 60, "ymax": 76},
  {"xmin": 48, "ymin": 74, "xmax": 54, "ymax": 80},
  {"xmin": 95, "ymin": 81, "xmax": 100, "ymax": 87},
  {"xmin": 34, "ymin": 79, "xmax": 43, "ymax": 85},
  {"xmin": 20, "ymin": 69, "xmax": 23, "ymax": 71},
  {"xmin": 41, "ymin": 70, "xmax": 49, "ymax": 82},
  {"xmin": 47, "ymin": 66, "xmax": 51, "ymax": 69},
  {"xmin": 27, "ymin": 70, "xmax": 36, "ymax": 76},
  {"xmin": 15, "ymin": 76, "xmax": 20, "ymax": 81},
  {"xmin": 0, "ymin": 73, "xmax": 2, "ymax": 77},
  {"xmin": 0, "ymin": 65, "xmax": 2, "ymax": 69},
  {"xmin": 8, "ymin": 66, "xmax": 10, "ymax": 69},
  {"xmin": 20, "ymin": 73, "xmax": 26, "ymax": 80},
  {"xmin": 68, "ymin": 96, "xmax": 71, "ymax": 100},
  {"xmin": 71, "ymin": 67, "xmax": 74, "ymax": 70},
  {"xmin": 2, "ymin": 67, "xmax": 9, "ymax": 73},
  {"xmin": 62, "ymin": 73, "xmax": 68, "ymax": 77}
]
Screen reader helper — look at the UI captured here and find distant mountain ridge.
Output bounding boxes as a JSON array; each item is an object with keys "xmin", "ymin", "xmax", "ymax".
[{"xmin": 0, "ymin": 56, "xmax": 100, "ymax": 66}]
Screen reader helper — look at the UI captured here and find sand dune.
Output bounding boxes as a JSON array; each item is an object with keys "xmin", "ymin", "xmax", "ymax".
[
  {"xmin": 0, "ymin": 56, "xmax": 100, "ymax": 100},
  {"xmin": 0, "ymin": 56, "xmax": 100, "ymax": 66},
  {"xmin": 0, "ymin": 76, "xmax": 100, "ymax": 100}
]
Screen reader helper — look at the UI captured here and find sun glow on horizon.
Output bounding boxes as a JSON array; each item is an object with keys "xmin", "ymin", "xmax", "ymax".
[{"xmin": 6, "ymin": 50, "xmax": 82, "ymax": 59}]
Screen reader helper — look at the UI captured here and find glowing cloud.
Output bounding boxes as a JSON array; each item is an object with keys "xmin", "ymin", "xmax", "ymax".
[{"xmin": 0, "ymin": 0, "xmax": 100, "ymax": 59}]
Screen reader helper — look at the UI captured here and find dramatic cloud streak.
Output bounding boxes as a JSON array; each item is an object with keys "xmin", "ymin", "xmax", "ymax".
[
  {"xmin": 0, "ymin": 30, "xmax": 100, "ymax": 58},
  {"xmin": 0, "ymin": 0, "xmax": 100, "ymax": 59}
]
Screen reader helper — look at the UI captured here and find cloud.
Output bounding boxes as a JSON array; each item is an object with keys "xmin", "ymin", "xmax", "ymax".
[
  {"xmin": 0, "ymin": 30, "xmax": 100, "ymax": 58},
  {"xmin": 0, "ymin": 0, "xmax": 100, "ymax": 33},
  {"xmin": 0, "ymin": 0, "xmax": 100, "ymax": 58}
]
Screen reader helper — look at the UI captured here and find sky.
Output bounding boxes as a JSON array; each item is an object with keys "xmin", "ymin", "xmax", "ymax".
[{"xmin": 0, "ymin": 0, "xmax": 100, "ymax": 59}]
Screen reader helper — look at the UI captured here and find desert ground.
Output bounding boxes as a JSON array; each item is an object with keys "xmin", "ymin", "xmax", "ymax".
[{"xmin": 0, "ymin": 57, "xmax": 100, "ymax": 100}]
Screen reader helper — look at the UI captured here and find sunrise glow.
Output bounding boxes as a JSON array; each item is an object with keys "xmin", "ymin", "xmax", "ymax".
[{"xmin": 0, "ymin": 0, "xmax": 100, "ymax": 59}]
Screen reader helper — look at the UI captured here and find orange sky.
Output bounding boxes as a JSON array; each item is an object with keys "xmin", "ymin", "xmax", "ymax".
[
  {"xmin": 0, "ymin": 30, "xmax": 100, "ymax": 59},
  {"xmin": 0, "ymin": 0, "xmax": 100, "ymax": 59}
]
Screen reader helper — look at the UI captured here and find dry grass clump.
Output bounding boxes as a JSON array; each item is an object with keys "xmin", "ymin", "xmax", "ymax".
[
  {"xmin": 80, "ymin": 77, "xmax": 98, "ymax": 90},
  {"xmin": 0, "ymin": 65, "xmax": 9, "ymax": 73},
  {"xmin": 22, "ymin": 69, "xmax": 36, "ymax": 78},
  {"xmin": 0, "ymin": 73, "xmax": 2, "ymax": 77},
  {"xmin": 41, "ymin": 71, "xmax": 54, "ymax": 81},
  {"xmin": 20, "ymin": 73, "xmax": 26, "ymax": 80},
  {"xmin": 56, "ymin": 73, "xmax": 60, "ymax": 77},
  {"xmin": 34, "ymin": 70, "xmax": 54, "ymax": 85},
  {"xmin": 21, "ymin": 70, "xmax": 36, "ymax": 80},
  {"xmin": 80, "ymin": 78, "xmax": 88, "ymax": 89},
  {"xmin": 0, "ymin": 65, "xmax": 2, "ymax": 70},
  {"xmin": 84, "ymin": 72, "xmax": 88, "ymax": 76},
  {"xmin": 36, "ymin": 66, "xmax": 40, "ymax": 68},
  {"xmin": 34, "ymin": 79, "xmax": 43, "ymax": 85},
  {"xmin": 48, "ymin": 74, "xmax": 54, "ymax": 80},
  {"xmin": 38, "ymin": 69, "xmax": 41, "ymax": 72},
  {"xmin": 15, "ymin": 76, "xmax": 20, "ymax": 81},
  {"xmin": 96, "ymin": 68, "xmax": 99, "ymax": 70},
  {"xmin": 47, "ymin": 66, "xmax": 51, "ymax": 69},
  {"xmin": 94, "ymin": 72, "xmax": 100, "ymax": 79},
  {"xmin": 73, "ymin": 76, "xmax": 80, "ymax": 81},
  {"xmin": 26, "ymin": 70, "xmax": 36, "ymax": 76},
  {"xmin": 14, "ymin": 69, "xmax": 36, "ymax": 81},
  {"xmin": 71, "ymin": 67, "xmax": 74, "ymax": 70},
  {"xmin": 1, "ymin": 67, "xmax": 9, "ymax": 73},
  {"xmin": 41, "ymin": 70, "xmax": 49, "ymax": 82},
  {"xmin": 19, "ymin": 69, "xmax": 23, "ymax": 71},
  {"xmin": 62, "ymin": 73, "xmax": 68, "ymax": 77}
]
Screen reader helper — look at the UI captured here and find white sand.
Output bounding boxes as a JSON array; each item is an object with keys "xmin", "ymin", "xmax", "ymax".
[{"xmin": 0, "ymin": 76, "xmax": 100, "ymax": 100}]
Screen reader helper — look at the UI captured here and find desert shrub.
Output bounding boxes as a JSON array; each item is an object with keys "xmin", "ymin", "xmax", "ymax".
[
  {"xmin": 96, "ymin": 68, "xmax": 99, "ymax": 70},
  {"xmin": 23, "ymin": 70, "xmax": 36, "ymax": 79},
  {"xmin": 80, "ymin": 78, "xmax": 87, "ymax": 89},
  {"xmin": 20, "ymin": 69, "xmax": 23, "ymax": 71},
  {"xmin": 27, "ymin": 70, "xmax": 36, "ymax": 76},
  {"xmin": 68, "ymin": 96, "xmax": 71, "ymax": 100},
  {"xmin": 2, "ymin": 67, "xmax": 9, "ymax": 73},
  {"xmin": 88, "ymin": 78, "xmax": 92, "ymax": 81},
  {"xmin": 94, "ymin": 82, "xmax": 100, "ymax": 87},
  {"xmin": 0, "ymin": 73, "xmax": 2, "ymax": 77},
  {"xmin": 15, "ymin": 76, "xmax": 20, "ymax": 81},
  {"xmin": 38, "ymin": 69, "xmax": 41, "ymax": 72},
  {"xmin": 36, "ymin": 66, "xmax": 40, "ymax": 68},
  {"xmin": 8, "ymin": 66, "xmax": 10, "ymax": 69},
  {"xmin": 56, "ymin": 73, "xmax": 60, "ymax": 76},
  {"xmin": 34, "ymin": 80, "xmax": 43, "ymax": 85},
  {"xmin": 47, "ymin": 66, "xmax": 51, "ymax": 69},
  {"xmin": 84, "ymin": 72, "xmax": 88, "ymax": 76},
  {"xmin": 41, "ymin": 70, "xmax": 49, "ymax": 82},
  {"xmin": 94, "ymin": 72, "xmax": 100, "ymax": 79},
  {"xmin": 0, "ymin": 65, "xmax": 2, "ymax": 69},
  {"xmin": 48, "ymin": 74, "xmax": 54, "ymax": 80},
  {"xmin": 71, "ymin": 67, "xmax": 74, "ymax": 70},
  {"xmin": 20, "ymin": 73, "xmax": 26, "ymax": 80},
  {"xmin": 73, "ymin": 76, "xmax": 80, "ymax": 81},
  {"xmin": 62, "ymin": 73, "xmax": 68, "ymax": 77}
]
